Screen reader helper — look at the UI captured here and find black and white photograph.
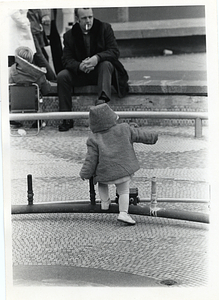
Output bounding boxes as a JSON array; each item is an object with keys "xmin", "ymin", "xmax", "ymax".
[{"xmin": 0, "ymin": 0, "xmax": 219, "ymax": 299}]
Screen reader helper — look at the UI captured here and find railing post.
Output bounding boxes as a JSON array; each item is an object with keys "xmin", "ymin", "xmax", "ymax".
[
  {"xmin": 195, "ymin": 117, "xmax": 202, "ymax": 138},
  {"xmin": 150, "ymin": 177, "xmax": 158, "ymax": 216}
]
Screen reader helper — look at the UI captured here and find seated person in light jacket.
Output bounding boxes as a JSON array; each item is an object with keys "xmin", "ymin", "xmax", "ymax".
[
  {"xmin": 9, "ymin": 46, "xmax": 52, "ymax": 95},
  {"xmin": 9, "ymin": 46, "xmax": 54, "ymax": 127}
]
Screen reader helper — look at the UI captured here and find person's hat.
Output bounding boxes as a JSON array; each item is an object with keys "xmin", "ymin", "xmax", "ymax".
[{"xmin": 89, "ymin": 103, "xmax": 118, "ymax": 133}]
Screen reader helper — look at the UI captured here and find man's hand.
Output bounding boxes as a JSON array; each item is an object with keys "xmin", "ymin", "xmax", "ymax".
[
  {"xmin": 79, "ymin": 61, "xmax": 94, "ymax": 73},
  {"xmin": 79, "ymin": 56, "xmax": 99, "ymax": 73},
  {"xmin": 83, "ymin": 55, "xmax": 98, "ymax": 68}
]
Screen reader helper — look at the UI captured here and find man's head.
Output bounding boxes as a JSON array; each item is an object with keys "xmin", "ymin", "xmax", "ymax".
[{"xmin": 74, "ymin": 8, "xmax": 94, "ymax": 33}]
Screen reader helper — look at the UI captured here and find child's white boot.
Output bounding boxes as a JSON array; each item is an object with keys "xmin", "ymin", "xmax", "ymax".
[
  {"xmin": 101, "ymin": 198, "xmax": 111, "ymax": 210},
  {"xmin": 117, "ymin": 212, "xmax": 136, "ymax": 225}
]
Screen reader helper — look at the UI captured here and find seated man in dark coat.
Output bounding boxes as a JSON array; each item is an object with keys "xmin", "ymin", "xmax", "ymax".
[{"xmin": 57, "ymin": 8, "xmax": 129, "ymax": 131}]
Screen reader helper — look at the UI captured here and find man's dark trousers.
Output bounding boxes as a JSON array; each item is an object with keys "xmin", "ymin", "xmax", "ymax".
[{"xmin": 57, "ymin": 61, "xmax": 114, "ymax": 111}]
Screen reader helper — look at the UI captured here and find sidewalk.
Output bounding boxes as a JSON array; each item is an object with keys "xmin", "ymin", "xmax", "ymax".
[
  {"xmin": 121, "ymin": 53, "xmax": 207, "ymax": 95},
  {"xmin": 10, "ymin": 125, "xmax": 209, "ymax": 287}
]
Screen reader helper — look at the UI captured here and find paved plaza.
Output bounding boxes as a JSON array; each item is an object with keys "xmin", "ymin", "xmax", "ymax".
[{"xmin": 9, "ymin": 123, "xmax": 210, "ymax": 287}]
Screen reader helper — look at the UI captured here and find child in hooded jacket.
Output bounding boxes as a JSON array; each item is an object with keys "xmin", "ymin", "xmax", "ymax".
[
  {"xmin": 80, "ymin": 103, "xmax": 158, "ymax": 225},
  {"xmin": 9, "ymin": 46, "xmax": 52, "ymax": 95}
]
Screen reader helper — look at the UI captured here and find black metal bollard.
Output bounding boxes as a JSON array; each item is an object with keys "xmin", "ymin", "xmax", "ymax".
[
  {"xmin": 27, "ymin": 174, "xmax": 34, "ymax": 205},
  {"xmin": 129, "ymin": 187, "xmax": 140, "ymax": 205},
  {"xmin": 115, "ymin": 188, "xmax": 140, "ymax": 205},
  {"xmin": 89, "ymin": 177, "xmax": 96, "ymax": 205}
]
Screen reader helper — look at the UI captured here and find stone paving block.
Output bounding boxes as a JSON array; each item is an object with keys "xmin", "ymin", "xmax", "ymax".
[
  {"xmin": 10, "ymin": 125, "xmax": 210, "ymax": 286},
  {"xmin": 12, "ymin": 213, "xmax": 209, "ymax": 287}
]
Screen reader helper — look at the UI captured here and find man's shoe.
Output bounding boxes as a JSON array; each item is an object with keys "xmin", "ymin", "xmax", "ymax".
[
  {"xmin": 95, "ymin": 99, "xmax": 105, "ymax": 106},
  {"xmin": 10, "ymin": 121, "xmax": 22, "ymax": 128},
  {"xmin": 117, "ymin": 212, "xmax": 136, "ymax": 225},
  {"xmin": 59, "ymin": 120, "xmax": 74, "ymax": 132}
]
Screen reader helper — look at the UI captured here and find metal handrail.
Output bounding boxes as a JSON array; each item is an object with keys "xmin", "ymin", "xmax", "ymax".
[
  {"xmin": 9, "ymin": 111, "xmax": 208, "ymax": 121},
  {"xmin": 9, "ymin": 110, "xmax": 208, "ymax": 138}
]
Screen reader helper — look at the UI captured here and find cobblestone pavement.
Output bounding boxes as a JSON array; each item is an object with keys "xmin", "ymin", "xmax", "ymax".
[{"xmin": 10, "ymin": 124, "xmax": 210, "ymax": 287}]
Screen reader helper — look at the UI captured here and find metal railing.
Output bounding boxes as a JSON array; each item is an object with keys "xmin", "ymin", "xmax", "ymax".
[
  {"xmin": 9, "ymin": 111, "xmax": 208, "ymax": 138},
  {"xmin": 11, "ymin": 175, "xmax": 210, "ymax": 223}
]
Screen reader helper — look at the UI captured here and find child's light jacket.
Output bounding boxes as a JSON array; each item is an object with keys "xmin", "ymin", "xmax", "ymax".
[{"xmin": 80, "ymin": 104, "xmax": 158, "ymax": 183}]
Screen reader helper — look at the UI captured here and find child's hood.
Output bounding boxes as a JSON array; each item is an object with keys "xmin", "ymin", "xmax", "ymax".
[
  {"xmin": 89, "ymin": 103, "xmax": 118, "ymax": 133},
  {"xmin": 13, "ymin": 55, "xmax": 46, "ymax": 80}
]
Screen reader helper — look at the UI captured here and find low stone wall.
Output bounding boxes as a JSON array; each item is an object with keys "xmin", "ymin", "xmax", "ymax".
[{"xmin": 42, "ymin": 94, "xmax": 208, "ymax": 127}]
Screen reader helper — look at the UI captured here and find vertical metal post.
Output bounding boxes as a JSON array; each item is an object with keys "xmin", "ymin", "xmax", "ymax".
[
  {"xmin": 151, "ymin": 177, "xmax": 157, "ymax": 203},
  {"xmin": 89, "ymin": 177, "xmax": 96, "ymax": 205},
  {"xmin": 27, "ymin": 174, "xmax": 34, "ymax": 205},
  {"xmin": 150, "ymin": 177, "xmax": 158, "ymax": 216},
  {"xmin": 195, "ymin": 118, "xmax": 202, "ymax": 138}
]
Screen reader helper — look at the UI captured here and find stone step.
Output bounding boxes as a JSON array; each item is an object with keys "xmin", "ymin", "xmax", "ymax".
[
  {"xmin": 66, "ymin": 18, "xmax": 206, "ymax": 40},
  {"xmin": 42, "ymin": 93, "xmax": 208, "ymax": 128},
  {"xmin": 49, "ymin": 80, "xmax": 207, "ymax": 96},
  {"xmin": 114, "ymin": 19, "xmax": 206, "ymax": 56},
  {"xmin": 111, "ymin": 18, "xmax": 206, "ymax": 40},
  {"xmin": 40, "ymin": 53, "xmax": 208, "ymax": 128},
  {"xmin": 65, "ymin": 18, "xmax": 206, "ymax": 57}
]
